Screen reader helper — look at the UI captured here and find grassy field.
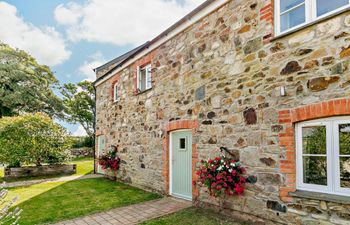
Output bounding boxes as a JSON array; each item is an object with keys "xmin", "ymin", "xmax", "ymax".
[
  {"xmin": 7, "ymin": 178, "xmax": 160, "ymax": 225},
  {"xmin": 141, "ymin": 207, "xmax": 244, "ymax": 225},
  {"xmin": 0, "ymin": 157, "xmax": 94, "ymax": 183}
]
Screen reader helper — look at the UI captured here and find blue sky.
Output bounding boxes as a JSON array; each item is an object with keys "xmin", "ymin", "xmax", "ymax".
[{"xmin": 0, "ymin": 0, "xmax": 204, "ymax": 135}]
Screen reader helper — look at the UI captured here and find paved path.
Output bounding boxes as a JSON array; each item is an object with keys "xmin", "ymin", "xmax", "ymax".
[
  {"xmin": 3, "ymin": 174, "xmax": 102, "ymax": 188},
  {"xmin": 54, "ymin": 197, "xmax": 192, "ymax": 225}
]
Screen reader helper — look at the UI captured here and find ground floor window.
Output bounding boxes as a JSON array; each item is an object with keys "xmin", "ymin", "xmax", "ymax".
[{"xmin": 296, "ymin": 116, "xmax": 350, "ymax": 195}]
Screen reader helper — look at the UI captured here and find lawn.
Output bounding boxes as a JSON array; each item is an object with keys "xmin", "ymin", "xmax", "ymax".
[
  {"xmin": 141, "ymin": 207, "xmax": 244, "ymax": 225},
  {"xmin": 7, "ymin": 178, "xmax": 160, "ymax": 225},
  {"xmin": 0, "ymin": 157, "xmax": 94, "ymax": 183}
]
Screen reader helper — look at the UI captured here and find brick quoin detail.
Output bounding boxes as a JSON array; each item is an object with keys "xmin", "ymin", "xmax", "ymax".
[
  {"xmin": 259, "ymin": 1, "xmax": 274, "ymax": 44},
  {"xmin": 278, "ymin": 98, "xmax": 350, "ymax": 202},
  {"xmin": 162, "ymin": 120, "xmax": 199, "ymax": 200}
]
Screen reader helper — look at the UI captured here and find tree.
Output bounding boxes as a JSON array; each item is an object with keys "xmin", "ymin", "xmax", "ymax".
[
  {"xmin": 0, "ymin": 113, "xmax": 71, "ymax": 167},
  {"xmin": 0, "ymin": 43, "xmax": 63, "ymax": 118},
  {"xmin": 61, "ymin": 80, "xmax": 95, "ymax": 139}
]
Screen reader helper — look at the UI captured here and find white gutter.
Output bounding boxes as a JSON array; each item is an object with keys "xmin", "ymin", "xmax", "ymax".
[{"xmin": 95, "ymin": 0, "xmax": 230, "ymax": 87}]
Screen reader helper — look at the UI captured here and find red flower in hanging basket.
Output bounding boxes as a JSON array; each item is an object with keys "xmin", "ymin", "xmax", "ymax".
[
  {"xmin": 98, "ymin": 149, "xmax": 121, "ymax": 172},
  {"xmin": 194, "ymin": 155, "xmax": 247, "ymax": 197}
]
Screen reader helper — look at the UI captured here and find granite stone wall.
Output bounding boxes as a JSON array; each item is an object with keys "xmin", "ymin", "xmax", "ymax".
[
  {"xmin": 5, "ymin": 164, "xmax": 77, "ymax": 179},
  {"xmin": 95, "ymin": 0, "xmax": 350, "ymax": 224}
]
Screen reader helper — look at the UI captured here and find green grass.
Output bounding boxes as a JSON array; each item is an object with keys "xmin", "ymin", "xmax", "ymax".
[
  {"xmin": 0, "ymin": 157, "xmax": 94, "ymax": 183},
  {"xmin": 140, "ymin": 207, "xmax": 244, "ymax": 225},
  {"xmin": 7, "ymin": 178, "xmax": 160, "ymax": 225}
]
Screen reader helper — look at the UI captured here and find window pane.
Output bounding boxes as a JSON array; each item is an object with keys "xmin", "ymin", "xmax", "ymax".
[
  {"xmin": 317, "ymin": 0, "xmax": 348, "ymax": 17},
  {"xmin": 303, "ymin": 156, "xmax": 327, "ymax": 185},
  {"xmin": 340, "ymin": 157, "xmax": 350, "ymax": 188},
  {"xmin": 180, "ymin": 138, "xmax": 186, "ymax": 149},
  {"xmin": 140, "ymin": 69, "xmax": 146, "ymax": 91},
  {"xmin": 146, "ymin": 68, "xmax": 152, "ymax": 89},
  {"xmin": 302, "ymin": 126, "xmax": 327, "ymax": 154},
  {"xmin": 280, "ymin": 0, "xmax": 304, "ymax": 12},
  {"xmin": 280, "ymin": 5, "xmax": 305, "ymax": 32},
  {"xmin": 339, "ymin": 124, "xmax": 350, "ymax": 155}
]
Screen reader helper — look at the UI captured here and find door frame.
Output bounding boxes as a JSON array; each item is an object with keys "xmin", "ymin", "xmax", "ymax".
[
  {"xmin": 163, "ymin": 119, "xmax": 199, "ymax": 201},
  {"xmin": 96, "ymin": 135, "xmax": 105, "ymax": 174},
  {"xmin": 169, "ymin": 129, "xmax": 192, "ymax": 200}
]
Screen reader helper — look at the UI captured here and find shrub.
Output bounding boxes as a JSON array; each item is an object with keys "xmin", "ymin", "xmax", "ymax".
[
  {"xmin": 0, "ymin": 113, "xmax": 71, "ymax": 167},
  {"xmin": 195, "ymin": 155, "xmax": 247, "ymax": 197}
]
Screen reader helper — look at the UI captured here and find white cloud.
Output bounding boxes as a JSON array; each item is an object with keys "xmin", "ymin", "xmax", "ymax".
[
  {"xmin": 78, "ymin": 52, "xmax": 105, "ymax": 81},
  {"xmin": 0, "ymin": 1, "xmax": 71, "ymax": 66},
  {"xmin": 73, "ymin": 125, "xmax": 87, "ymax": 136},
  {"xmin": 54, "ymin": 0, "xmax": 205, "ymax": 46}
]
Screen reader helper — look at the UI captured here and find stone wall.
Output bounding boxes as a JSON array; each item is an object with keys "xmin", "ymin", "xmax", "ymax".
[
  {"xmin": 95, "ymin": 0, "xmax": 350, "ymax": 224},
  {"xmin": 70, "ymin": 148, "xmax": 94, "ymax": 158},
  {"xmin": 5, "ymin": 164, "xmax": 77, "ymax": 179}
]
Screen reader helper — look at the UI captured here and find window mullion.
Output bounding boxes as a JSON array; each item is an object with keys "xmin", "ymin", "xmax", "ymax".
[
  {"xmin": 305, "ymin": 0, "xmax": 314, "ymax": 23},
  {"xmin": 328, "ymin": 121, "xmax": 335, "ymax": 193}
]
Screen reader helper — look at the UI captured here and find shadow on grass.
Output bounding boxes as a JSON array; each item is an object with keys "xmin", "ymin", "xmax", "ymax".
[{"xmin": 7, "ymin": 178, "xmax": 161, "ymax": 225}]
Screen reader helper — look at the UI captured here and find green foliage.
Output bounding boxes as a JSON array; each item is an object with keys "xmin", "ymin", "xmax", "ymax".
[
  {"xmin": 0, "ymin": 43, "xmax": 64, "ymax": 118},
  {"xmin": 0, "ymin": 113, "xmax": 71, "ymax": 167},
  {"xmin": 61, "ymin": 81, "xmax": 95, "ymax": 138},
  {"xmin": 69, "ymin": 136, "xmax": 94, "ymax": 148},
  {"xmin": 302, "ymin": 127, "xmax": 327, "ymax": 185}
]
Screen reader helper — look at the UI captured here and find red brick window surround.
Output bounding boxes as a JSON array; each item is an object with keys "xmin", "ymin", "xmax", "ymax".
[
  {"xmin": 162, "ymin": 120, "xmax": 199, "ymax": 200},
  {"xmin": 132, "ymin": 50, "xmax": 157, "ymax": 95},
  {"xmin": 109, "ymin": 74, "xmax": 120, "ymax": 102},
  {"xmin": 278, "ymin": 98, "xmax": 350, "ymax": 202}
]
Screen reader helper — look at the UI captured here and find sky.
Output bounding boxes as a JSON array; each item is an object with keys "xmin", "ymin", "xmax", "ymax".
[{"xmin": 0, "ymin": 0, "xmax": 205, "ymax": 136}]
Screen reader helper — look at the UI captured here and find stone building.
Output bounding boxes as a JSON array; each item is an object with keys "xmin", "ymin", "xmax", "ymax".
[{"xmin": 94, "ymin": 0, "xmax": 350, "ymax": 224}]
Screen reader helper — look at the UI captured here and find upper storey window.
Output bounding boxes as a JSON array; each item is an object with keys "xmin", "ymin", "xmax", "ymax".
[
  {"xmin": 113, "ymin": 83, "xmax": 119, "ymax": 102},
  {"xmin": 275, "ymin": 0, "xmax": 350, "ymax": 35},
  {"xmin": 137, "ymin": 64, "xmax": 152, "ymax": 93}
]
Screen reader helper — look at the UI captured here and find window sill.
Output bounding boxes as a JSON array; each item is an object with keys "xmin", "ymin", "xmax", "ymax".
[
  {"xmin": 136, "ymin": 88, "xmax": 152, "ymax": 96},
  {"xmin": 289, "ymin": 190, "xmax": 350, "ymax": 204},
  {"xmin": 271, "ymin": 7, "xmax": 350, "ymax": 42}
]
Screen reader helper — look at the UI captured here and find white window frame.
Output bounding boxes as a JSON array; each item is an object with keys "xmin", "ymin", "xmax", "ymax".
[
  {"xmin": 113, "ymin": 83, "xmax": 119, "ymax": 102},
  {"xmin": 275, "ymin": 0, "xmax": 350, "ymax": 35},
  {"xmin": 136, "ymin": 64, "xmax": 152, "ymax": 92},
  {"xmin": 296, "ymin": 116, "xmax": 350, "ymax": 196}
]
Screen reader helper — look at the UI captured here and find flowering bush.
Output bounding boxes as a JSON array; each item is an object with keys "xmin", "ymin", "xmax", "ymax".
[
  {"xmin": 0, "ymin": 187, "xmax": 22, "ymax": 224},
  {"xmin": 98, "ymin": 150, "xmax": 121, "ymax": 172},
  {"xmin": 195, "ymin": 155, "xmax": 247, "ymax": 197}
]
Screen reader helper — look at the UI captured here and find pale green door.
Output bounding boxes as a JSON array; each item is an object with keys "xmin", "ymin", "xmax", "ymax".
[
  {"xmin": 171, "ymin": 130, "xmax": 192, "ymax": 200},
  {"xmin": 97, "ymin": 135, "xmax": 106, "ymax": 174}
]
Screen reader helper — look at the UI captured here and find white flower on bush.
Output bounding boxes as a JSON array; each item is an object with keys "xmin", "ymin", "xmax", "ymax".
[{"xmin": 0, "ymin": 185, "xmax": 22, "ymax": 225}]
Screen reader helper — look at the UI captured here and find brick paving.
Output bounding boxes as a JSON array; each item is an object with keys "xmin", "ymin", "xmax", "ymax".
[{"xmin": 54, "ymin": 197, "xmax": 192, "ymax": 225}]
